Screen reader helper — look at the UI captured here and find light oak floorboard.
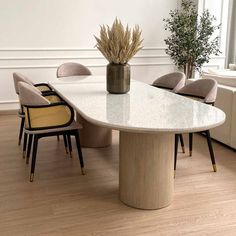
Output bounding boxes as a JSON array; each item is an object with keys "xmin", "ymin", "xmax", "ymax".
[{"xmin": 0, "ymin": 115, "xmax": 236, "ymax": 235}]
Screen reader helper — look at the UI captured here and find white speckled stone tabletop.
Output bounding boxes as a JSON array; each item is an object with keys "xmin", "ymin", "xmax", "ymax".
[{"xmin": 50, "ymin": 76, "xmax": 225, "ymax": 133}]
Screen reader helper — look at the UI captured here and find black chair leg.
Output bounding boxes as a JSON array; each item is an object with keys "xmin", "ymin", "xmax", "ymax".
[
  {"xmin": 179, "ymin": 134, "xmax": 185, "ymax": 153},
  {"xmin": 63, "ymin": 134, "xmax": 68, "ymax": 154},
  {"xmin": 26, "ymin": 134, "xmax": 33, "ymax": 164},
  {"xmin": 22, "ymin": 132, "xmax": 28, "ymax": 159},
  {"xmin": 174, "ymin": 134, "xmax": 179, "ymax": 177},
  {"xmin": 74, "ymin": 131, "xmax": 85, "ymax": 175},
  {"xmin": 18, "ymin": 117, "xmax": 25, "ymax": 146},
  {"xmin": 189, "ymin": 133, "xmax": 193, "ymax": 156},
  {"xmin": 205, "ymin": 130, "xmax": 217, "ymax": 172},
  {"xmin": 67, "ymin": 134, "xmax": 73, "ymax": 158},
  {"xmin": 57, "ymin": 135, "xmax": 60, "ymax": 141},
  {"xmin": 30, "ymin": 135, "xmax": 39, "ymax": 182}
]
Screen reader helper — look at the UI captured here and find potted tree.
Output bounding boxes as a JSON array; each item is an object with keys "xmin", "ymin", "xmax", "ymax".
[
  {"xmin": 94, "ymin": 18, "xmax": 143, "ymax": 94},
  {"xmin": 163, "ymin": 0, "xmax": 221, "ymax": 79}
]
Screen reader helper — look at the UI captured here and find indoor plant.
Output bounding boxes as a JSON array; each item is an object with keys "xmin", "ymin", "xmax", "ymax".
[
  {"xmin": 163, "ymin": 0, "xmax": 221, "ymax": 79},
  {"xmin": 94, "ymin": 18, "xmax": 143, "ymax": 93}
]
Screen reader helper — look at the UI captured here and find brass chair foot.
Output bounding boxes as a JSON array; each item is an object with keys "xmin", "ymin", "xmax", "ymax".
[
  {"xmin": 189, "ymin": 150, "xmax": 192, "ymax": 156},
  {"xmin": 213, "ymin": 164, "xmax": 217, "ymax": 172},
  {"xmin": 22, "ymin": 151, "xmax": 26, "ymax": 159},
  {"xmin": 174, "ymin": 170, "xmax": 176, "ymax": 178},
  {"xmin": 69, "ymin": 152, "xmax": 73, "ymax": 158},
  {"xmin": 30, "ymin": 173, "xmax": 34, "ymax": 182},
  {"xmin": 65, "ymin": 147, "xmax": 69, "ymax": 154},
  {"xmin": 81, "ymin": 167, "xmax": 85, "ymax": 175},
  {"xmin": 18, "ymin": 140, "xmax": 21, "ymax": 146},
  {"xmin": 181, "ymin": 145, "xmax": 185, "ymax": 153}
]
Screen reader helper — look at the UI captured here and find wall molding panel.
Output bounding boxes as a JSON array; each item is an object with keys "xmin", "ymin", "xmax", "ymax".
[
  {"xmin": 0, "ymin": 47, "xmax": 167, "ymax": 52},
  {"xmin": 0, "ymin": 55, "xmax": 169, "ymax": 61},
  {"xmin": 0, "ymin": 47, "xmax": 176, "ymax": 111},
  {"xmin": 0, "ymin": 47, "xmax": 171, "ymax": 68}
]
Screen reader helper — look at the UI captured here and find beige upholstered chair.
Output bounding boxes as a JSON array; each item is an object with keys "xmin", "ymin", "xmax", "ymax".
[
  {"xmin": 18, "ymin": 84, "xmax": 68, "ymax": 162},
  {"xmin": 18, "ymin": 82, "xmax": 84, "ymax": 182},
  {"xmin": 13, "ymin": 73, "xmax": 52, "ymax": 145},
  {"xmin": 152, "ymin": 72, "xmax": 186, "ymax": 92},
  {"xmin": 13, "ymin": 72, "xmax": 52, "ymax": 94},
  {"xmin": 175, "ymin": 78, "xmax": 218, "ymax": 174},
  {"xmin": 152, "ymin": 72, "xmax": 186, "ymax": 153},
  {"xmin": 13, "ymin": 74, "xmax": 63, "ymax": 161},
  {"xmin": 56, "ymin": 62, "xmax": 92, "ymax": 78},
  {"xmin": 177, "ymin": 78, "xmax": 217, "ymax": 104}
]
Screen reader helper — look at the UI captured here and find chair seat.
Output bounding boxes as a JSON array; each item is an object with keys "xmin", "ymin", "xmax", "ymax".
[{"xmin": 24, "ymin": 121, "xmax": 82, "ymax": 135}]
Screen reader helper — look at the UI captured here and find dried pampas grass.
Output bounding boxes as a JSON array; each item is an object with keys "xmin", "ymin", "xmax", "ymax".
[{"xmin": 94, "ymin": 18, "xmax": 143, "ymax": 64}]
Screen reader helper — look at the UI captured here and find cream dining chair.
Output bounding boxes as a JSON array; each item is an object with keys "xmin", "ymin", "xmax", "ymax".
[
  {"xmin": 56, "ymin": 62, "xmax": 92, "ymax": 78},
  {"xmin": 13, "ymin": 73, "xmax": 70, "ymax": 162},
  {"xmin": 175, "ymin": 78, "xmax": 218, "ymax": 174},
  {"xmin": 18, "ymin": 82, "xmax": 84, "ymax": 182},
  {"xmin": 152, "ymin": 71, "xmax": 186, "ymax": 92},
  {"xmin": 13, "ymin": 72, "xmax": 52, "ymax": 146}
]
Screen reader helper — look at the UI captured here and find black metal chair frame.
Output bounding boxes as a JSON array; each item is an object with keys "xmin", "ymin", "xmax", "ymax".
[
  {"xmin": 174, "ymin": 99, "xmax": 217, "ymax": 175},
  {"xmin": 22, "ymin": 101, "xmax": 84, "ymax": 182}
]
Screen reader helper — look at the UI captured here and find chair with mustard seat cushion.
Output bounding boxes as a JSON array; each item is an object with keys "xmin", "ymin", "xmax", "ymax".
[
  {"xmin": 175, "ymin": 78, "xmax": 218, "ymax": 174},
  {"xmin": 13, "ymin": 73, "xmax": 52, "ymax": 145},
  {"xmin": 152, "ymin": 71, "xmax": 186, "ymax": 153},
  {"xmin": 18, "ymin": 82, "xmax": 84, "ymax": 182},
  {"xmin": 25, "ymin": 90, "xmax": 71, "ymax": 161},
  {"xmin": 13, "ymin": 76, "xmax": 63, "ymax": 160},
  {"xmin": 56, "ymin": 62, "xmax": 92, "ymax": 78}
]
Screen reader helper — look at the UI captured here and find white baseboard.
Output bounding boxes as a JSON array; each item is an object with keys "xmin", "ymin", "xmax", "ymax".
[{"xmin": 0, "ymin": 101, "xmax": 19, "ymax": 113}]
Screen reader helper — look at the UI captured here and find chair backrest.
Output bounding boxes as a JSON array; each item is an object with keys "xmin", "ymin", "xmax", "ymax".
[
  {"xmin": 13, "ymin": 73, "xmax": 34, "ymax": 94},
  {"xmin": 56, "ymin": 62, "xmax": 92, "ymax": 78},
  {"xmin": 177, "ymin": 78, "xmax": 218, "ymax": 104},
  {"xmin": 152, "ymin": 72, "xmax": 186, "ymax": 92},
  {"xmin": 18, "ymin": 82, "xmax": 50, "ymax": 106}
]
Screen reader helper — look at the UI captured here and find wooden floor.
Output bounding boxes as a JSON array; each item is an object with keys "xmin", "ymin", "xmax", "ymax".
[{"xmin": 1, "ymin": 115, "xmax": 236, "ymax": 236}]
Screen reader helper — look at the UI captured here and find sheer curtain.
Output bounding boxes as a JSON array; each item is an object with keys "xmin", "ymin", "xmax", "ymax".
[{"xmin": 225, "ymin": 0, "xmax": 236, "ymax": 67}]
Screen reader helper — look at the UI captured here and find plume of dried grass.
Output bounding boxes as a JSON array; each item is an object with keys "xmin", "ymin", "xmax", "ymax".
[{"xmin": 94, "ymin": 18, "xmax": 143, "ymax": 64}]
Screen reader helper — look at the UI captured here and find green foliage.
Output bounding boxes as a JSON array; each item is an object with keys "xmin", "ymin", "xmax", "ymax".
[{"xmin": 163, "ymin": 0, "xmax": 221, "ymax": 78}]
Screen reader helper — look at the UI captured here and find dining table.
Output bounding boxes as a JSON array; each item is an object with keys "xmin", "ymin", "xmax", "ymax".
[{"xmin": 49, "ymin": 75, "xmax": 225, "ymax": 210}]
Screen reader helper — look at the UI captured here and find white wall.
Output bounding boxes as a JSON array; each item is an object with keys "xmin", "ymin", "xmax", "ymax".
[{"xmin": 0, "ymin": 0, "xmax": 178, "ymax": 111}]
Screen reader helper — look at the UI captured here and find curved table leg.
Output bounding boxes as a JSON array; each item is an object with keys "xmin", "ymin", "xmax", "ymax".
[
  {"xmin": 76, "ymin": 113, "xmax": 112, "ymax": 148},
  {"xmin": 119, "ymin": 131, "xmax": 174, "ymax": 210}
]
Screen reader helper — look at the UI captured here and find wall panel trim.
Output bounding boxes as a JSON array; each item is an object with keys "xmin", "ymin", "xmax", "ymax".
[
  {"xmin": 0, "ymin": 100, "xmax": 18, "ymax": 104},
  {"xmin": 0, "ymin": 62, "xmax": 174, "ymax": 70},
  {"xmin": 0, "ymin": 47, "xmax": 166, "ymax": 52},
  {"xmin": 0, "ymin": 55, "xmax": 169, "ymax": 61}
]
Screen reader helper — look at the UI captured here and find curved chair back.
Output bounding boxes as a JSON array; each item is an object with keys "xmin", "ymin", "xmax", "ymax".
[
  {"xmin": 152, "ymin": 72, "xmax": 186, "ymax": 92},
  {"xmin": 13, "ymin": 73, "xmax": 34, "ymax": 94},
  {"xmin": 177, "ymin": 79, "xmax": 218, "ymax": 104},
  {"xmin": 18, "ymin": 82, "xmax": 49, "ymax": 106},
  {"xmin": 56, "ymin": 62, "xmax": 92, "ymax": 78}
]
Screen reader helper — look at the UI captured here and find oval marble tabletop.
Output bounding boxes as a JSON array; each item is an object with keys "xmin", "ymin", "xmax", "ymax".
[
  {"xmin": 50, "ymin": 77, "xmax": 225, "ymax": 134},
  {"xmin": 50, "ymin": 76, "xmax": 226, "ymax": 210}
]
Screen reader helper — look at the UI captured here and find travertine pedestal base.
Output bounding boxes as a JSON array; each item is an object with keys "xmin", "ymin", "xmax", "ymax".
[
  {"xmin": 76, "ymin": 113, "xmax": 112, "ymax": 148},
  {"xmin": 119, "ymin": 131, "xmax": 174, "ymax": 209}
]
